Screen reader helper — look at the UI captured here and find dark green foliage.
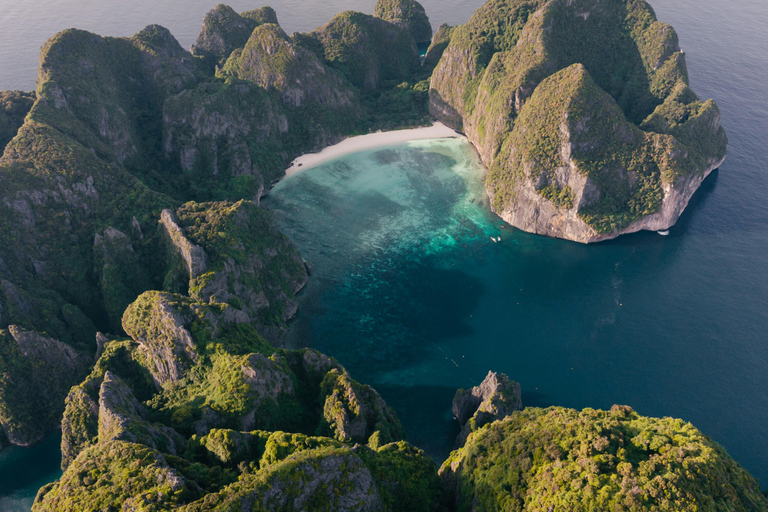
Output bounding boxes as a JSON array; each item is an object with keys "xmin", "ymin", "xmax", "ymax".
[
  {"xmin": 0, "ymin": 90, "xmax": 34, "ymax": 153},
  {"xmin": 34, "ymin": 440, "xmax": 230, "ymax": 511},
  {"xmin": 358, "ymin": 441, "xmax": 445, "ymax": 512},
  {"xmin": 304, "ymin": 11, "xmax": 420, "ymax": 91},
  {"xmin": 0, "ymin": 328, "xmax": 91, "ymax": 447},
  {"xmin": 442, "ymin": 406, "xmax": 768, "ymax": 512},
  {"xmin": 374, "ymin": 0, "xmax": 433, "ymax": 44}
]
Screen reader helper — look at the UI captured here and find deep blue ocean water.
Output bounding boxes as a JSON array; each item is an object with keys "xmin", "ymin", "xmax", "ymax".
[{"xmin": 1, "ymin": 0, "xmax": 767, "ymax": 508}]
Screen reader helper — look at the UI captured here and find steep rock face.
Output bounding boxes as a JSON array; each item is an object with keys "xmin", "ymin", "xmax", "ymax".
[
  {"xmin": 222, "ymin": 24, "xmax": 358, "ymax": 109},
  {"xmin": 122, "ymin": 291, "xmax": 199, "ymax": 386},
  {"xmin": 452, "ymin": 371, "xmax": 521, "ymax": 446},
  {"xmin": 36, "ymin": 25, "xmax": 200, "ymax": 168},
  {"xmin": 97, "ymin": 371, "xmax": 185, "ymax": 455},
  {"xmin": 175, "ymin": 200, "xmax": 308, "ymax": 339},
  {"xmin": 318, "ymin": 368, "xmax": 406, "ymax": 445},
  {"xmin": 374, "ymin": 0, "xmax": 433, "ymax": 44},
  {"xmin": 304, "ymin": 11, "xmax": 420, "ymax": 90},
  {"xmin": 93, "ymin": 226, "xmax": 151, "ymax": 331},
  {"xmin": 430, "ymin": 0, "xmax": 727, "ymax": 242},
  {"xmin": 440, "ymin": 405, "xmax": 768, "ymax": 512},
  {"xmin": 0, "ymin": 90, "xmax": 35, "ymax": 153},
  {"xmin": 162, "ymin": 79, "xmax": 289, "ymax": 201},
  {"xmin": 0, "ymin": 327, "xmax": 91, "ymax": 447},
  {"xmin": 179, "ymin": 443, "xmax": 444, "ymax": 512},
  {"xmin": 486, "ymin": 64, "xmax": 724, "ymax": 242},
  {"xmin": 60, "ymin": 338, "xmax": 165, "ymax": 469},
  {"xmin": 192, "ymin": 4, "xmax": 278, "ymax": 70},
  {"xmin": 423, "ymin": 23, "xmax": 453, "ymax": 71}
]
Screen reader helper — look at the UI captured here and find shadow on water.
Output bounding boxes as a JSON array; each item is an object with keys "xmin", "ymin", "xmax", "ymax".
[
  {"xmin": 373, "ymin": 383, "xmax": 462, "ymax": 461},
  {"xmin": 0, "ymin": 433, "xmax": 62, "ymax": 511}
]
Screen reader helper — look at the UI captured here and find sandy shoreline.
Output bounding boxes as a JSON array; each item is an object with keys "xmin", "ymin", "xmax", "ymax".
[{"xmin": 284, "ymin": 122, "xmax": 463, "ymax": 176}]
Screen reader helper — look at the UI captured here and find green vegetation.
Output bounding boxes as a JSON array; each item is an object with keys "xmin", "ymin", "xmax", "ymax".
[
  {"xmin": 0, "ymin": 90, "xmax": 34, "ymax": 153},
  {"xmin": 374, "ymin": 0, "xmax": 433, "ymax": 44},
  {"xmin": 430, "ymin": 0, "xmax": 727, "ymax": 238},
  {"xmin": 441, "ymin": 405, "xmax": 768, "ymax": 511},
  {"xmin": 0, "ymin": 328, "xmax": 91, "ymax": 447}
]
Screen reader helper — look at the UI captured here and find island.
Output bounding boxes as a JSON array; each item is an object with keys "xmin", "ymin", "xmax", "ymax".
[{"xmin": 0, "ymin": 0, "xmax": 760, "ymax": 510}]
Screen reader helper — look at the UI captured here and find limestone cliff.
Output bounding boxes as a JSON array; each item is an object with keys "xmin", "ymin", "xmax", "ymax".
[
  {"xmin": 0, "ymin": 327, "xmax": 91, "ymax": 447},
  {"xmin": 451, "ymin": 371, "xmax": 521, "ymax": 446},
  {"xmin": 0, "ymin": 90, "xmax": 35, "ymax": 153},
  {"xmin": 221, "ymin": 23, "xmax": 358, "ymax": 109},
  {"xmin": 374, "ymin": 0, "xmax": 433, "ymax": 45},
  {"xmin": 302, "ymin": 11, "xmax": 421, "ymax": 91},
  {"xmin": 429, "ymin": 0, "xmax": 727, "ymax": 242},
  {"xmin": 192, "ymin": 4, "xmax": 278, "ymax": 70}
]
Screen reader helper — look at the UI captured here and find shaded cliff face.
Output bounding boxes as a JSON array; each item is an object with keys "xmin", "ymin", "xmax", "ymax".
[
  {"xmin": 221, "ymin": 23, "xmax": 358, "ymax": 109},
  {"xmin": 0, "ymin": 327, "xmax": 91, "ymax": 447},
  {"xmin": 0, "ymin": 90, "xmax": 35, "ymax": 153},
  {"xmin": 191, "ymin": 4, "xmax": 279, "ymax": 71},
  {"xmin": 374, "ymin": 0, "xmax": 433, "ymax": 45},
  {"xmin": 440, "ymin": 405, "xmax": 768, "ymax": 512},
  {"xmin": 302, "ymin": 11, "xmax": 421, "ymax": 91},
  {"xmin": 429, "ymin": 0, "xmax": 727, "ymax": 242}
]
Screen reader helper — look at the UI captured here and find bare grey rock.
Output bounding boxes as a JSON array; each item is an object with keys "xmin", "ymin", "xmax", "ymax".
[
  {"xmin": 98, "ymin": 371, "xmax": 185, "ymax": 455},
  {"xmin": 159, "ymin": 209, "xmax": 207, "ymax": 281},
  {"xmin": 452, "ymin": 371, "xmax": 522, "ymax": 446}
]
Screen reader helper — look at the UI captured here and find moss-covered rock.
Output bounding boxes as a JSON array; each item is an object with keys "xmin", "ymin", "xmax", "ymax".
[
  {"xmin": 33, "ymin": 440, "xmax": 226, "ymax": 511},
  {"xmin": 179, "ymin": 443, "xmax": 442, "ymax": 512},
  {"xmin": 176, "ymin": 200, "xmax": 308, "ymax": 339},
  {"xmin": 318, "ymin": 368, "xmax": 406, "ymax": 445},
  {"xmin": 97, "ymin": 371, "xmax": 186, "ymax": 456},
  {"xmin": 423, "ymin": 23, "xmax": 453, "ymax": 71},
  {"xmin": 222, "ymin": 23, "xmax": 358, "ymax": 109},
  {"xmin": 60, "ymin": 337, "xmax": 161, "ymax": 468},
  {"xmin": 452, "ymin": 371, "xmax": 521, "ymax": 446},
  {"xmin": 0, "ymin": 326, "xmax": 91, "ymax": 447},
  {"xmin": 303, "ymin": 11, "xmax": 420, "ymax": 91},
  {"xmin": 430, "ymin": 0, "xmax": 727, "ymax": 242},
  {"xmin": 374, "ymin": 0, "xmax": 433, "ymax": 44},
  {"xmin": 440, "ymin": 405, "xmax": 768, "ymax": 512},
  {"xmin": 0, "ymin": 90, "xmax": 35, "ymax": 153},
  {"xmin": 192, "ymin": 4, "xmax": 278, "ymax": 71}
]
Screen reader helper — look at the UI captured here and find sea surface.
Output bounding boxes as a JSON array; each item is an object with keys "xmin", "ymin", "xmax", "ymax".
[{"xmin": 1, "ymin": 0, "xmax": 767, "ymax": 508}]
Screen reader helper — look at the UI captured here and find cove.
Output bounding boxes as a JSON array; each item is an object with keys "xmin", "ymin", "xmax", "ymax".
[{"xmin": 264, "ymin": 136, "xmax": 768, "ymax": 485}]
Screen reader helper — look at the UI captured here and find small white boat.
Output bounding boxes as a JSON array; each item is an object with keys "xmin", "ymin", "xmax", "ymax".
[
  {"xmin": 657, "ymin": 230, "xmax": 670, "ymax": 236},
  {"xmin": 491, "ymin": 237, "xmax": 498, "ymax": 243}
]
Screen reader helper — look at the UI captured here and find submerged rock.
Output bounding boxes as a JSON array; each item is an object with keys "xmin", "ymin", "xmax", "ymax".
[
  {"xmin": 452, "ymin": 371, "xmax": 521, "ymax": 446},
  {"xmin": 430, "ymin": 0, "xmax": 727, "ymax": 243}
]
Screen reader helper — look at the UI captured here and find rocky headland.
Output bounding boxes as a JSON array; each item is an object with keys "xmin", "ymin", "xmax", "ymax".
[
  {"xmin": 0, "ymin": 0, "xmax": 758, "ymax": 510},
  {"xmin": 429, "ymin": 0, "xmax": 727, "ymax": 242}
]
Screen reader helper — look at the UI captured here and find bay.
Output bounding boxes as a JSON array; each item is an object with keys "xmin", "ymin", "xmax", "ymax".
[{"xmin": 0, "ymin": 0, "xmax": 766, "ymax": 508}]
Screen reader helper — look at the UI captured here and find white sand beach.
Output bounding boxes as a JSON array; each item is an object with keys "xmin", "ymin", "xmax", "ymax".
[{"xmin": 284, "ymin": 122, "xmax": 463, "ymax": 176}]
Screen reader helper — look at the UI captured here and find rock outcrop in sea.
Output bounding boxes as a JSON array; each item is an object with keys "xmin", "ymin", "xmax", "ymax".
[
  {"xmin": 452, "ymin": 370, "xmax": 522, "ymax": 446},
  {"xmin": 429, "ymin": 0, "xmax": 728, "ymax": 242}
]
